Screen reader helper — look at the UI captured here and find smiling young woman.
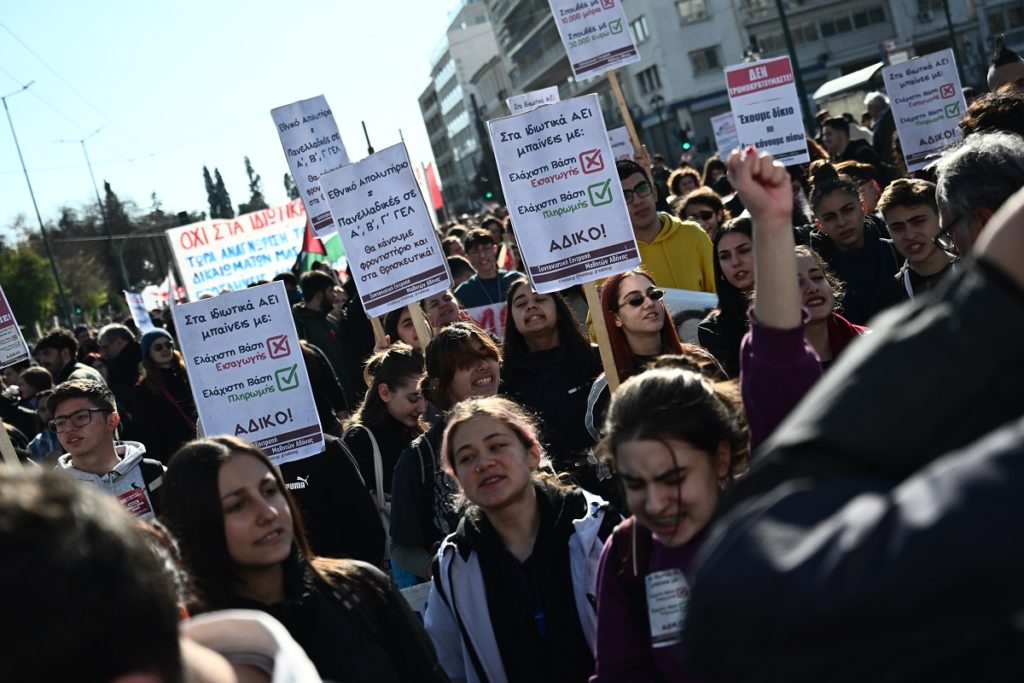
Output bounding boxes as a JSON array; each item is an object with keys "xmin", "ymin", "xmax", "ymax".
[
  {"xmin": 159, "ymin": 436, "xmax": 448, "ymax": 682},
  {"xmin": 424, "ymin": 396, "xmax": 619, "ymax": 683}
]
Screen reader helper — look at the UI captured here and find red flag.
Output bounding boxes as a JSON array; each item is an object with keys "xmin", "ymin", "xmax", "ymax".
[{"xmin": 425, "ymin": 162, "xmax": 444, "ymax": 211}]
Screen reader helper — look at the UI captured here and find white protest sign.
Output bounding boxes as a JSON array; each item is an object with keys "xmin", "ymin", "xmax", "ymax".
[
  {"xmin": 607, "ymin": 126, "xmax": 633, "ymax": 160},
  {"xmin": 271, "ymin": 96, "xmax": 351, "ymax": 237},
  {"xmin": 710, "ymin": 111, "xmax": 739, "ymax": 159},
  {"xmin": 725, "ymin": 56, "xmax": 809, "ymax": 166},
  {"xmin": 489, "ymin": 94, "xmax": 640, "ymax": 293},
  {"xmin": 466, "ymin": 303, "xmax": 507, "ymax": 341},
  {"xmin": 123, "ymin": 291, "xmax": 156, "ymax": 333},
  {"xmin": 549, "ymin": 0, "xmax": 640, "ymax": 80},
  {"xmin": 883, "ymin": 48, "xmax": 967, "ymax": 172},
  {"xmin": 507, "ymin": 86, "xmax": 561, "ymax": 114},
  {"xmin": 319, "ymin": 142, "xmax": 450, "ymax": 318},
  {"xmin": 0, "ymin": 285, "xmax": 30, "ymax": 369},
  {"xmin": 166, "ymin": 200, "xmax": 315, "ymax": 300},
  {"xmin": 172, "ymin": 282, "xmax": 323, "ymax": 465}
]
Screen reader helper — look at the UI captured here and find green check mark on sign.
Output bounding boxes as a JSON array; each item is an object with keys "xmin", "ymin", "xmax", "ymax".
[
  {"xmin": 944, "ymin": 102, "xmax": 961, "ymax": 118},
  {"xmin": 588, "ymin": 179, "xmax": 614, "ymax": 206},
  {"xmin": 275, "ymin": 363, "xmax": 300, "ymax": 391},
  {"xmin": 609, "ymin": 19, "xmax": 623, "ymax": 34}
]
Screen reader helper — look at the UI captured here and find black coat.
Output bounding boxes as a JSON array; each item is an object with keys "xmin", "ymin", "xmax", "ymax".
[
  {"xmin": 132, "ymin": 367, "xmax": 197, "ymax": 465},
  {"xmin": 807, "ymin": 224, "xmax": 901, "ymax": 325}
]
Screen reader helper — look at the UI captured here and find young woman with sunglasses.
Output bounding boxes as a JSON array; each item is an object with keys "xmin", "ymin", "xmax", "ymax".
[
  {"xmin": 132, "ymin": 329, "xmax": 197, "ymax": 465},
  {"xmin": 585, "ymin": 269, "xmax": 685, "ymax": 441},
  {"xmin": 159, "ymin": 436, "xmax": 448, "ymax": 682},
  {"xmin": 425, "ymin": 396, "xmax": 619, "ymax": 683},
  {"xmin": 591, "ymin": 367, "xmax": 746, "ymax": 682},
  {"xmin": 502, "ymin": 279, "xmax": 602, "ymax": 473}
]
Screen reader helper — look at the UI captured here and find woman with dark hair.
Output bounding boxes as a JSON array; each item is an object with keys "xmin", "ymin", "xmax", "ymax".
[
  {"xmin": 389, "ymin": 322, "xmax": 501, "ymax": 584},
  {"xmin": 585, "ymin": 269, "xmax": 685, "ymax": 441},
  {"xmin": 383, "ymin": 306, "xmax": 427, "ymax": 352},
  {"xmin": 701, "ymin": 155, "xmax": 727, "ymax": 188},
  {"xmin": 159, "ymin": 436, "xmax": 448, "ymax": 682},
  {"xmin": 665, "ymin": 167, "xmax": 702, "ymax": 209},
  {"xmin": 697, "ymin": 217, "xmax": 754, "ymax": 377},
  {"xmin": 502, "ymin": 279, "xmax": 601, "ymax": 471},
  {"xmin": 425, "ymin": 396, "xmax": 618, "ymax": 683},
  {"xmin": 132, "ymin": 329, "xmax": 197, "ymax": 464},
  {"xmin": 591, "ymin": 368, "xmax": 746, "ymax": 682}
]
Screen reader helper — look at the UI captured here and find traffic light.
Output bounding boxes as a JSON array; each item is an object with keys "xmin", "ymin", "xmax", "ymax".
[
  {"xmin": 474, "ymin": 172, "xmax": 496, "ymax": 201},
  {"xmin": 680, "ymin": 128, "xmax": 693, "ymax": 152},
  {"xmin": 74, "ymin": 302, "xmax": 83, "ymax": 316}
]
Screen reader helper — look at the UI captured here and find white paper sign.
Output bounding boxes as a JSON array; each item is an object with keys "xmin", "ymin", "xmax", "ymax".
[
  {"xmin": 271, "ymin": 96, "xmax": 351, "ymax": 237},
  {"xmin": 883, "ymin": 48, "xmax": 968, "ymax": 172},
  {"xmin": 123, "ymin": 291, "xmax": 156, "ymax": 333},
  {"xmin": 172, "ymin": 282, "xmax": 323, "ymax": 465},
  {"xmin": 319, "ymin": 142, "xmax": 450, "ymax": 318},
  {"xmin": 466, "ymin": 303, "xmax": 507, "ymax": 341},
  {"xmin": 0, "ymin": 285, "xmax": 30, "ymax": 369},
  {"xmin": 548, "ymin": 0, "xmax": 640, "ymax": 80},
  {"xmin": 710, "ymin": 111, "xmax": 739, "ymax": 160},
  {"xmin": 645, "ymin": 569, "xmax": 690, "ymax": 648},
  {"xmin": 489, "ymin": 94, "xmax": 640, "ymax": 293},
  {"xmin": 607, "ymin": 126, "xmax": 633, "ymax": 160},
  {"xmin": 507, "ymin": 86, "xmax": 561, "ymax": 114},
  {"xmin": 166, "ymin": 200, "xmax": 311, "ymax": 300},
  {"xmin": 725, "ymin": 56, "xmax": 809, "ymax": 166}
]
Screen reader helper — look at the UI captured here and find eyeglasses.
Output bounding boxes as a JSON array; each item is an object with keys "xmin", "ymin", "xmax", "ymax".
[
  {"xmin": 150, "ymin": 341, "xmax": 174, "ymax": 352},
  {"xmin": 687, "ymin": 210, "xmax": 716, "ymax": 222},
  {"xmin": 933, "ymin": 215, "xmax": 963, "ymax": 252},
  {"xmin": 622, "ymin": 180, "xmax": 653, "ymax": 203},
  {"xmin": 617, "ymin": 287, "xmax": 665, "ymax": 310},
  {"xmin": 50, "ymin": 407, "xmax": 110, "ymax": 433}
]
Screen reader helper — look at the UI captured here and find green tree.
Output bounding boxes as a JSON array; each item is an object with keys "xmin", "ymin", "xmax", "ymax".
[
  {"xmin": 214, "ymin": 168, "xmax": 234, "ymax": 218},
  {"xmin": 284, "ymin": 173, "xmax": 300, "ymax": 200},
  {"xmin": 238, "ymin": 156, "xmax": 268, "ymax": 215},
  {"xmin": 0, "ymin": 242, "xmax": 57, "ymax": 331},
  {"xmin": 203, "ymin": 166, "xmax": 219, "ymax": 219}
]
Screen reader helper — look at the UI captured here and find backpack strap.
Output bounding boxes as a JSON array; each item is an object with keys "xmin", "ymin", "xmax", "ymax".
[
  {"xmin": 614, "ymin": 517, "xmax": 653, "ymax": 609},
  {"xmin": 139, "ymin": 458, "xmax": 165, "ymax": 493}
]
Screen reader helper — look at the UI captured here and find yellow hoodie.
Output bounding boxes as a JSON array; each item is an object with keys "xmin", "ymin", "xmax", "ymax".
[{"xmin": 637, "ymin": 213, "xmax": 716, "ymax": 293}]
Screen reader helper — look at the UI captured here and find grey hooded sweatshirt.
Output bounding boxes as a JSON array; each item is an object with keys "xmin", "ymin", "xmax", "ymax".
[{"xmin": 57, "ymin": 440, "xmax": 164, "ymax": 521}]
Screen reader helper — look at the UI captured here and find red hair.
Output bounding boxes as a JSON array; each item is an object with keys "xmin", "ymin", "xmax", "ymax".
[{"xmin": 600, "ymin": 269, "xmax": 684, "ymax": 380}]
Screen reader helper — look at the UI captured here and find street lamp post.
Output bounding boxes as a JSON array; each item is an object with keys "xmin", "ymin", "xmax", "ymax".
[
  {"xmin": 650, "ymin": 94, "xmax": 672, "ymax": 160},
  {"xmin": 2, "ymin": 83, "xmax": 73, "ymax": 324}
]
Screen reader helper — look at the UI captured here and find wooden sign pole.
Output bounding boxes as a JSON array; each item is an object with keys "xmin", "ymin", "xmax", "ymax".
[
  {"xmin": 0, "ymin": 425, "xmax": 22, "ymax": 467},
  {"xmin": 583, "ymin": 281, "xmax": 620, "ymax": 392},
  {"xmin": 407, "ymin": 303, "xmax": 433, "ymax": 350},
  {"xmin": 607, "ymin": 71, "xmax": 644, "ymax": 158}
]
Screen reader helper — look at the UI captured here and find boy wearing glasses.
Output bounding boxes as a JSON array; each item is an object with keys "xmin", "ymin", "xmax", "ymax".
[
  {"xmin": 615, "ymin": 159, "xmax": 716, "ymax": 294},
  {"xmin": 49, "ymin": 378, "xmax": 164, "ymax": 521},
  {"xmin": 453, "ymin": 228, "xmax": 524, "ymax": 309}
]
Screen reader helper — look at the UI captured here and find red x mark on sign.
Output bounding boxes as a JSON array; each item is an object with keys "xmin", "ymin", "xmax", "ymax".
[
  {"xmin": 939, "ymin": 84, "xmax": 955, "ymax": 99},
  {"xmin": 266, "ymin": 334, "xmax": 291, "ymax": 359},
  {"xmin": 579, "ymin": 149, "xmax": 605, "ymax": 174},
  {"xmin": 601, "ymin": 0, "xmax": 614, "ymax": 8}
]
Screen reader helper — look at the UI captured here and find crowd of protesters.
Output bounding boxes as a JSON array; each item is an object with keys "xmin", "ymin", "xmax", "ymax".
[{"xmin": 4, "ymin": 42, "xmax": 1024, "ymax": 682}]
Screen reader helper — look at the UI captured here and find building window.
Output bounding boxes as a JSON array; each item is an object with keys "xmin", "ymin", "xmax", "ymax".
[
  {"xmin": 630, "ymin": 16, "xmax": 650, "ymax": 44},
  {"xmin": 987, "ymin": 4, "xmax": 1024, "ymax": 34},
  {"xmin": 917, "ymin": 0, "xmax": 945, "ymax": 13},
  {"xmin": 818, "ymin": 5, "xmax": 886, "ymax": 38},
  {"xmin": 690, "ymin": 46, "xmax": 720, "ymax": 74},
  {"xmin": 636, "ymin": 65, "xmax": 662, "ymax": 95},
  {"xmin": 676, "ymin": 0, "xmax": 708, "ymax": 24}
]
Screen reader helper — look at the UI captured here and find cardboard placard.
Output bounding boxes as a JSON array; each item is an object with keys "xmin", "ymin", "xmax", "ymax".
[
  {"xmin": 172, "ymin": 282, "xmax": 323, "ymax": 465},
  {"xmin": 548, "ymin": 0, "xmax": 640, "ymax": 80},
  {"xmin": 725, "ymin": 56, "xmax": 809, "ymax": 166},
  {"xmin": 710, "ymin": 111, "xmax": 739, "ymax": 160},
  {"xmin": 124, "ymin": 291, "xmax": 156, "ymax": 333},
  {"xmin": 489, "ymin": 94, "xmax": 640, "ymax": 293},
  {"xmin": 0, "ymin": 285, "xmax": 30, "ymax": 369},
  {"xmin": 507, "ymin": 86, "xmax": 561, "ymax": 114},
  {"xmin": 607, "ymin": 125, "xmax": 633, "ymax": 160},
  {"xmin": 319, "ymin": 142, "xmax": 450, "ymax": 318},
  {"xmin": 883, "ymin": 48, "xmax": 968, "ymax": 172},
  {"xmin": 271, "ymin": 96, "xmax": 351, "ymax": 237}
]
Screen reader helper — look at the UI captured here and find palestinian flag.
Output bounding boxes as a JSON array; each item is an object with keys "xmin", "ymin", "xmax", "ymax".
[{"xmin": 294, "ymin": 219, "xmax": 346, "ymax": 274}]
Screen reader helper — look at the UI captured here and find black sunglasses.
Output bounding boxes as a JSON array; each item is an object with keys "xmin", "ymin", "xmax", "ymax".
[
  {"xmin": 688, "ymin": 210, "xmax": 716, "ymax": 222},
  {"xmin": 617, "ymin": 287, "xmax": 665, "ymax": 310}
]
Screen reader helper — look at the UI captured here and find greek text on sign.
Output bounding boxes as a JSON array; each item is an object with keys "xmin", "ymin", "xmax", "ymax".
[
  {"xmin": 548, "ymin": 0, "xmax": 640, "ymax": 80},
  {"xmin": 172, "ymin": 281, "xmax": 323, "ymax": 466},
  {"xmin": 488, "ymin": 93, "xmax": 639, "ymax": 293},
  {"xmin": 0, "ymin": 284, "xmax": 30, "ymax": 369},
  {"xmin": 123, "ymin": 291, "xmax": 156, "ymax": 333},
  {"xmin": 507, "ymin": 86, "xmax": 561, "ymax": 114},
  {"xmin": 710, "ymin": 111, "xmax": 739, "ymax": 160},
  {"xmin": 883, "ymin": 48, "xmax": 968, "ymax": 172},
  {"xmin": 725, "ymin": 56, "xmax": 809, "ymax": 166},
  {"xmin": 167, "ymin": 200, "xmax": 316, "ymax": 301},
  {"xmin": 271, "ymin": 96, "xmax": 351, "ymax": 237},
  {"xmin": 319, "ymin": 142, "xmax": 451, "ymax": 318}
]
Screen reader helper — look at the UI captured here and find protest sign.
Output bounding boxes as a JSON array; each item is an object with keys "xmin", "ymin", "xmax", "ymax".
[
  {"xmin": 319, "ymin": 142, "xmax": 450, "ymax": 318},
  {"xmin": 507, "ymin": 86, "xmax": 561, "ymax": 114},
  {"xmin": 271, "ymin": 96, "xmax": 351, "ymax": 237},
  {"xmin": 548, "ymin": 0, "xmax": 640, "ymax": 80},
  {"xmin": 710, "ymin": 111, "xmax": 739, "ymax": 159},
  {"xmin": 166, "ymin": 200, "xmax": 335, "ymax": 301},
  {"xmin": 172, "ymin": 282, "xmax": 323, "ymax": 465},
  {"xmin": 725, "ymin": 56, "xmax": 809, "ymax": 166},
  {"xmin": 607, "ymin": 126, "xmax": 633, "ymax": 160},
  {"xmin": 0, "ymin": 285, "xmax": 30, "ymax": 369},
  {"xmin": 123, "ymin": 291, "xmax": 156, "ymax": 333},
  {"xmin": 883, "ymin": 48, "xmax": 967, "ymax": 172},
  {"xmin": 489, "ymin": 93, "xmax": 640, "ymax": 293},
  {"xmin": 466, "ymin": 303, "xmax": 507, "ymax": 341}
]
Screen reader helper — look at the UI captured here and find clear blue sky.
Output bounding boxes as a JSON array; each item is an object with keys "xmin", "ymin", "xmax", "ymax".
[{"xmin": 0, "ymin": 1, "xmax": 457, "ymax": 240}]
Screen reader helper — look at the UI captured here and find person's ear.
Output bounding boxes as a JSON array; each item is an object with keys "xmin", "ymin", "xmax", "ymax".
[
  {"xmin": 107, "ymin": 411, "xmax": 121, "ymax": 433},
  {"xmin": 715, "ymin": 440, "xmax": 731, "ymax": 479},
  {"xmin": 377, "ymin": 383, "xmax": 393, "ymax": 404},
  {"xmin": 527, "ymin": 441, "xmax": 542, "ymax": 470},
  {"xmin": 613, "ymin": 313, "xmax": 623, "ymax": 328}
]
